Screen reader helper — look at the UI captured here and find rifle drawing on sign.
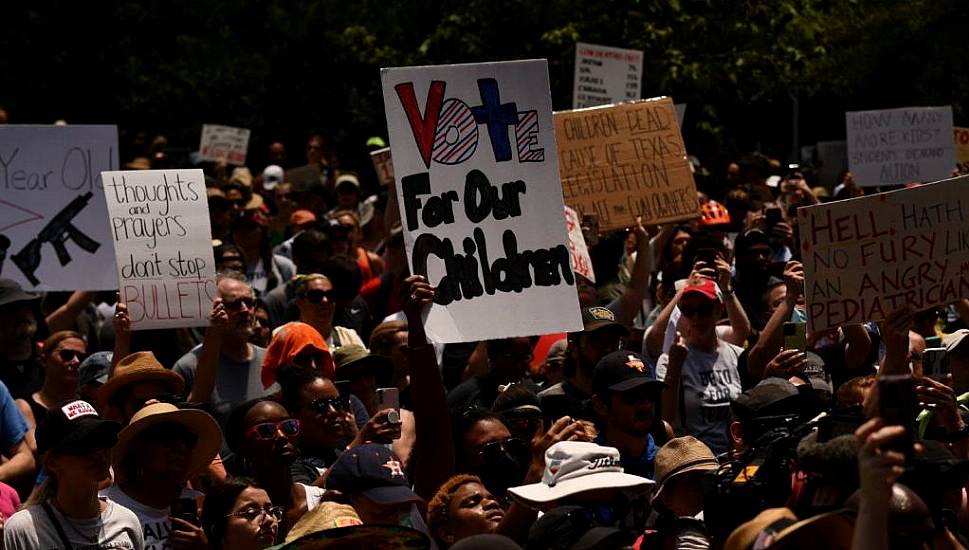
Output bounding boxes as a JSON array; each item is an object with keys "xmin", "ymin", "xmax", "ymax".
[{"xmin": 12, "ymin": 192, "xmax": 101, "ymax": 285}]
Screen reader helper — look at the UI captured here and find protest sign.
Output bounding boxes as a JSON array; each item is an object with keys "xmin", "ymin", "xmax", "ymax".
[
  {"xmin": 564, "ymin": 206, "xmax": 595, "ymax": 283},
  {"xmin": 955, "ymin": 127, "xmax": 969, "ymax": 174},
  {"xmin": 381, "ymin": 59, "xmax": 582, "ymax": 343},
  {"xmin": 846, "ymin": 106, "xmax": 954, "ymax": 186},
  {"xmin": 0, "ymin": 125, "xmax": 118, "ymax": 290},
  {"xmin": 675, "ymin": 103, "xmax": 686, "ymax": 130},
  {"xmin": 370, "ymin": 147, "xmax": 395, "ymax": 186},
  {"xmin": 573, "ymin": 42, "xmax": 643, "ymax": 109},
  {"xmin": 801, "ymin": 175, "xmax": 969, "ymax": 333},
  {"xmin": 199, "ymin": 124, "xmax": 250, "ymax": 165},
  {"xmin": 101, "ymin": 169, "xmax": 216, "ymax": 330},
  {"xmin": 555, "ymin": 97, "xmax": 700, "ymax": 232}
]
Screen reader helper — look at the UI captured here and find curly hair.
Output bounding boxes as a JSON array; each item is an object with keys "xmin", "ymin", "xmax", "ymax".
[{"xmin": 427, "ymin": 474, "xmax": 484, "ymax": 546}]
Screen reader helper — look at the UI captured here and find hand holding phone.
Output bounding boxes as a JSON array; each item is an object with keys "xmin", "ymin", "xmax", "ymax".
[{"xmin": 878, "ymin": 374, "xmax": 916, "ymax": 462}]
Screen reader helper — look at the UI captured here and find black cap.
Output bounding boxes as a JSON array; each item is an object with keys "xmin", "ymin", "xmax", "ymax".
[
  {"xmin": 36, "ymin": 399, "xmax": 121, "ymax": 456},
  {"xmin": 592, "ymin": 351, "xmax": 666, "ymax": 396},
  {"xmin": 731, "ymin": 377, "xmax": 804, "ymax": 420},
  {"xmin": 580, "ymin": 307, "xmax": 629, "ymax": 335},
  {"xmin": 527, "ymin": 505, "xmax": 635, "ymax": 550},
  {"xmin": 78, "ymin": 352, "xmax": 113, "ymax": 386},
  {"xmin": 325, "ymin": 444, "xmax": 421, "ymax": 504},
  {"xmin": 0, "ymin": 279, "xmax": 40, "ymax": 308}
]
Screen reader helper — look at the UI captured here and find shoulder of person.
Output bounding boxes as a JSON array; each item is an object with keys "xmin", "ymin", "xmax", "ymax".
[
  {"xmin": 173, "ymin": 346, "xmax": 204, "ymax": 371},
  {"xmin": 719, "ymin": 340, "xmax": 745, "ymax": 356},
  {"xmin": 3, "ymin": 505, "xmax": 42, "ymax": 538}
]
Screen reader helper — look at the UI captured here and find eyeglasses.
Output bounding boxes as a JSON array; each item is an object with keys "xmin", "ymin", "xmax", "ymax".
[
  {"xmin": 56, "ymin": 349, "xmax": 87, "ymax": 363},
  {"xmin": 246, "ymin": 419, "xmax": 300, "ymax": 440},
  {"xmin": 303, "ymin": 289, "xmax": 336, "ymax": 304},
  {"xmin": 479, "ymin": 437, "xmax": 527, "ymax": 462},
  {"xmin": 310, "ymin": 396, "xmax": 349, "ymax": 414},
  {"xmin": 223, "ymin": 297, "xmax": 255, "ymax": 311},
  {"xmin": 228, "ymin": 505, "xmax": 284, "ymax": 523},
  {"xmin": 679, "ymin": 303, "xmax": 715, "ymax": 318}
]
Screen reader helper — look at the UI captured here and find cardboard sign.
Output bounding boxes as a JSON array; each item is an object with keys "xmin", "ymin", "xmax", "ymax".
[
  {"xmin": 555, "ymin": 98, "xmax": 700, "ymax": 232},
  {"xmin": 955, "ymin": 127, "xmax": 969, "ymax": 174},
  {"xmin": 0, "ymin": 125, "xmax": 118, "ymax": 290},
  {"xmin": 573, "ymin": 42, "xmax": 644, "ymax": 109},
  {"xmin": 846, "ymin": 106, "xmax": 954, "ymax": 186},
  {"xmin": 801, "ymin": 175, "xmax": 969, "ymax": 333},
  {"xmin": 101, "ymin": 169, "xmax": 216, "ymax": 330},
  {"xmin": 564, "ymin": 206, "xmax": 595, "ymax": 283},
  {"xmin": 381, "ymin": 59, "xmax": 582, "ymax": 343},
  {"xmin": 370, "ymin": 147, "xmax": 395, "ymax": 186},
  {"xmin": 199, "ymin": 124, "xmax": 250, "ymax": 165}
]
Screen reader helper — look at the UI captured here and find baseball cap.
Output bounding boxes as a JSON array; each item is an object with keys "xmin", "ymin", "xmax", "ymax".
[
  {"xmin": 325, "ymin": 444, "xmax": 421, "ymax": 505},
  {"xmin": 580, "ymin": 307, "xmax": 629, "ymax": 335},
  {"xmin": 332, "ymin": 344, "xmax": 393, "ymax": 386},
  {"xmin": 37, "ymin": 400, "xmax": 121, "ymax": 456},
  {"xmin": 731, "ymin": 377, "xmax": 805, "ymax": 421},
  {"xmin": 289, "ymin": 209, "xmax": 317, "ymax": 227},
  {"xmin": 592, "ymin": 351, "xmax": 666, "ymax": 396},
  {"xmin": 681, "ymin": 278, "xmax": 720, "ymax": 302},
  {"xmin": 262, "ymin": 165, "xmax": 284, "ymax": 191},
  {"xmin": 335, "ymin": 173, "xmax": 361, "ymax": 192},
  {"xmin": 78, "ymin": 351, "xmax": 113, "ymax": 386}
]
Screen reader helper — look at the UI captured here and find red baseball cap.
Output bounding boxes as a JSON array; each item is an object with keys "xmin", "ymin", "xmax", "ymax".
[{"xmin": 682, "ymin": 278, "xmax": 720, "ymax": 302}]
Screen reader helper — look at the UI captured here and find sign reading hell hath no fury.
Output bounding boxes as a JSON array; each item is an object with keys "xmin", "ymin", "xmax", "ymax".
[
  {"xmin": 101, "ymin": 169, "xmax": 217, "ymax": 330},
  {"xmin": 381, "ymin": 59, "xmax": 582, "ymax": 343},
  {"xmin": 555, "ymin": 98, "xmax": 700, "ymax": 232},
  {"xmin": 801, "ymin": 175, "xmax": 969, "ymax": 333}
]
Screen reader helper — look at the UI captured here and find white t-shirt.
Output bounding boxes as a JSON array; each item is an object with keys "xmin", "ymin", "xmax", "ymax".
[
  {"xmin": 656, "ymin": 340, "xmax": 743, "ymax": 455},
  {"xmin": 299, "ymin": 483, "xmax": 325, "ymax": 512},
  {"xmin": 3, "ymin": 498, "xmax": 145, "ymax": 550},
  {"xmin": 99, "ymin": 486, "xmax": 201, "ymax": 550}
]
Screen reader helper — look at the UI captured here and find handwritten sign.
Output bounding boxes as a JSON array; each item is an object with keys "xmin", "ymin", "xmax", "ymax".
[
  {"xmin": 370, "ymin": 147, "xmax": 395, "ymax": 186},
  {"xmin": 101, "ymin": 169, "xmax": 216, "ymax": 330},
  {"xmin": 801, "ymin": 175, "xmax": 969, "ymax": 333},
  {"xmin": 555, "ymin": 98, "xmax": 700, "ymax": 232},
  {"xmin": 381, "ymin": 59, "xmax": 582, "ymax": 343},
  {"xmin": 955, "ymin": 127, "xmax": 969, "ymax": 174},
  {"xmin": 0, "ymin": 125, "xmax": 118, "ymax": 290},
  {"xmin": 573, "ymin": 42, "xmax": 643, "ymax": 109},
  {"xmin": 846, "ymin": 106, "xmax": 954, "ymax": 186},
  {"xmin": 199, "ymin": 124, "xmax": 250, "ymax": 165},
  {"xmin": 564, "ymin": 206, "xmax": 595, "ymax": 283}
]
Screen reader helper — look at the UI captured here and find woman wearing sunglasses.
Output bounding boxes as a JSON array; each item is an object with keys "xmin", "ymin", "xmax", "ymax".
[
  {"xmin": 201, "ymin": 477, "xmax": 281, "ymax": 550},
  {"xmin": 226, "ymin": 398, "xmax": 325, "ymax": 538},
  {"xmin": 16, "ymin": 330, "xmax": 88, "ymax": 453}
]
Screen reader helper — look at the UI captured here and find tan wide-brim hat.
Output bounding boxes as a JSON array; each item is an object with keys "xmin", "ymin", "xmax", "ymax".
[
  {"xmin": 723, "ymin": 507, "xmax": 855, "ymax": 550},
  {"xmin": 99, "ymin": 351, "xmax": 185, "ymax": 410},
  {"xmin": 111, "ymin": 402, "xmax": 222, "ymax": 482},
  {"xmin": 651, "ymin": 436, "xmax": 720, "ymax": 504}
]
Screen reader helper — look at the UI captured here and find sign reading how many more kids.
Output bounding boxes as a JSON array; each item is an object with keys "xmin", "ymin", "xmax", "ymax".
[
  {"xmin": 801, "ymin": 175, "xmax": 969, "ymax": 333},
  {"xmin": 381, "ymin": 59, "xmax": 582, "ymax": 343},
  {"xmin": 573, "ymin": 42, "xmax": 644, "ymax": 109},
  {"xmin": 845, "ymin": 106, "xmax": 954, "ymax": 186},
  {"xmin": 0, "ymin": 125, "xmax": 119, "ymax": 291},
  {"xmin": 199, "ymin": 124, "xmax": 251, "ymax": 165},
  {"xmin": 101, "ymin": 169, "xmax": 216, "ymax": 330}
]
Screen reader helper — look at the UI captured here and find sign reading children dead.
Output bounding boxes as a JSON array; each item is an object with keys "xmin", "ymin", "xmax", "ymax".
[
  {"xmin": 199, "ymin": 124, "xmax": 251, "ymax": 165},
  {"xmin": 572, "ymin": 42, "xmax": 644, "ymax": 109},
  {"xmin": 846, "ymin": 106, "xmax": 954, "ymax": 186},
  {"xmin": 0, "ymin": 125, "xmax": 118, "ymax": 290},
  {"xmin": 802, "ymin": 175, "xmax": 969, "ymax": 333},
  {"xmin": 555, "ymin": 98, "xmax": 700, "ymax": 232},
  {"xmin": 101, "ymin": 169, "xmax": 216, "ymax": 330},
  {"xmin": 381, "ymin": 59, "xmax": 582, "ymax": 343}
]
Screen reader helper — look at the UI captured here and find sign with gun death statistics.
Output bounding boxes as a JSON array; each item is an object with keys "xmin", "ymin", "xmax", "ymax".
[
  {"xmin": 0, "ymin": 125, "xmax": 118, "ymax": 290},
  {"xmin": 101, "ymin": 169, "xmax": 216, "ymax": 330}
]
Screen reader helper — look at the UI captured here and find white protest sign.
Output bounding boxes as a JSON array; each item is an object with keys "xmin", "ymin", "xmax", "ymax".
[
  {"xmin": 801, "ymin": 175, "xmax": 969, "ymax": 333},
  {"xmin": 675, "ymin": 103, "xmax": 686, "ymax": 130},
  {"xmin": 846, "ymin": 106, "xmax": 954, "ymax": 186},
  {"xmin": 370, "ymin": 147, "xmax": 395, "ymax": 186},
  {"xmin": 573, "ymin": 42, "xmax": 644, "ymax": 109},
  {"xmin": 101, "ymin": 169, "xmax": 216, "ymax": 330},
  {"xmin": 381, "ymin": 59, "xmax": 582, "ymax": 343},
  {"xmin": 0, "ymin": 125, "xmax": 118, "ymax": 290},
  {"xmin": 564, "ymin": 206, "xmax": 595, "ymax": 283},
  {"xmin": 199, "ymin": 124, "xmax": 251, "ymax": 165}
]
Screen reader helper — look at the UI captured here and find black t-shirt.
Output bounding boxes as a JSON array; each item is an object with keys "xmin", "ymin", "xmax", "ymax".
[{"xmin": 0, "ymin": 355, "xmax": 43, "ymax": 400}]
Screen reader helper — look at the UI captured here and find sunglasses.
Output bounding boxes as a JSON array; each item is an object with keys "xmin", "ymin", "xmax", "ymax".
[
  {"xmin": 479, "ymin": 437, "xmax": 527, "ymax": 462},
  {"xmin": 143, "ymin": 424, "xmax": 199, "ymax": 450},
  {"xmin": 303, "ymin": 289, "xmax": 336, "ymax": 304},
  {"xmin": 228, "ymin": 505, "xmax": 285, "ymax": 523},
  {"xmin": 56, "ymin": 349, "xmax": 87, "ymax": 363},
  {"xmin": 223, "ymin": 297, "xmax": 255, "ymax": 311},
  {"xmin": 679, "ymin": 303, "xmax": 715, "ymax": 318},
  {"xmin": 246, "ymin": 419, "xmax": 300, "ymax": 440},
  {"xmin": 310, "ymin": 396, "xmax": 349, "ymax": 414}
]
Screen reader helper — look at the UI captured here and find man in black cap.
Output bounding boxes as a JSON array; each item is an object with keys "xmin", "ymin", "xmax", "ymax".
[
  {"xmin": 0, "ymin": 278, "xmax": 48, "ymax": 399},
  {"xmin": 728, "ymin": 377, "xmax": 819, "ymax": 458},
  {"xmin": 538, "ymin": 307, "xmax": 628, "ymax": 423},
  {"xmin": 591, "ymin": 350, "xmax": 669, "ymax": 479}
]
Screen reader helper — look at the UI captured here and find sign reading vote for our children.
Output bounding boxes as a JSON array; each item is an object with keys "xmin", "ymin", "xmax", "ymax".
[
  {"xmin": 101, "ymin": 169, "xmax": 216, "ymax": 330},
  {"xmin": 801, "ymin": 175, "xmax": 969, "ymax": 333},
  {"xmin": 0, "ymin": 125, "xmax": 119, "ymax": 291},
  {"xmin": 381, "ymin": 60, "xmax": 582, "ymax": 343}
]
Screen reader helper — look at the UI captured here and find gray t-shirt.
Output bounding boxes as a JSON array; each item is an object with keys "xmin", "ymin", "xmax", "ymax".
[
  {"xmin": 4, "ymin": 499, "xmax": 145, "ymax": 550},
  {"xmin": 656, "ymin": 340, "xmax": 743, "ymax": 455}
]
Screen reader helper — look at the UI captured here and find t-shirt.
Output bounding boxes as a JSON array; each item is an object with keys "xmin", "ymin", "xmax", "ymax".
[
  {"xmin": 0, "ymin": 380, "xmax": 27, "ymax": 453},
  {"xmin": 4, "ymin": 499, "xmax": 145, "ymax": 550},
  {"xmin": 298, "ymin": 483, "xmax": 325, "ymax": 513},
  {"xmin": 656, "ymin": 340, "xmax": 743, "ymax": 455},
  {"xmin": 99, "ymin": 486, "xmax": 200, "ymax": 550}
]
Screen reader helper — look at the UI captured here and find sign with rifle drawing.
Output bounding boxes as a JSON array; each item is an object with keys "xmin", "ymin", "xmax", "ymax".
[{"xmin": 0, "ymin": 125, "xmax": 119, "ymax": 290}]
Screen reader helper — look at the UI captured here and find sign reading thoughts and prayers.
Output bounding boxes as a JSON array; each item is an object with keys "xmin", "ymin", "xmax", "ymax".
[
  {"xmin": 0, "ymin": 125, "xmax": 118, "ymax": 290},
  {"xmin": 845, "ymin": 106, "xmax": 955, "ymax": 186},
  {"xmin": 199, "ymin": 124, "xmax": 251, "ymax": 165},
  {"xmin": 801, "ymin": 175, "xmax": 969, "ymax": 333},
  {"xmin": 555, "ymin": 98, "xmax": 700, "ymax": 232},
  {"xmin": 101, "ymin": 169, "xmax": 216, "ymax": 330},
  {"xmin": 573, "ymin": 42, "xmax": 644, "ymax": 109},
  {"xmin": 381, "ymin": 59, "xmax": 582, "ymax": 343},
  {"xmin": 370, "ymin": 147, "xmax": 395, "ymax": 186}
]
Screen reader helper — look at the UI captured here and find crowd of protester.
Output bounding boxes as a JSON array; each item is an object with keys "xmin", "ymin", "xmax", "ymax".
[{"xmin": 0, "ymin": 124, "xmax": 968, "ymax": 549}]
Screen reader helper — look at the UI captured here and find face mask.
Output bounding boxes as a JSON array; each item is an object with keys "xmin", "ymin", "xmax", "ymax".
[{"xmin": 478, "ymin": 451, "xmax": 527, "ymax": 497}]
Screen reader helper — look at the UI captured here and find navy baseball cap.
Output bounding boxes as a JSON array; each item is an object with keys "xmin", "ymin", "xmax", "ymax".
[
  {"xmin": 37, "ymin": 400, "xmax": 121, "ymax": 456},
  {"xmin": 324, "ymin": 444, "xmax": 421, "ymax": 505},
  {"xmin": 592, "ymin": 351, "xmax": 666, "ymax": 396}
]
